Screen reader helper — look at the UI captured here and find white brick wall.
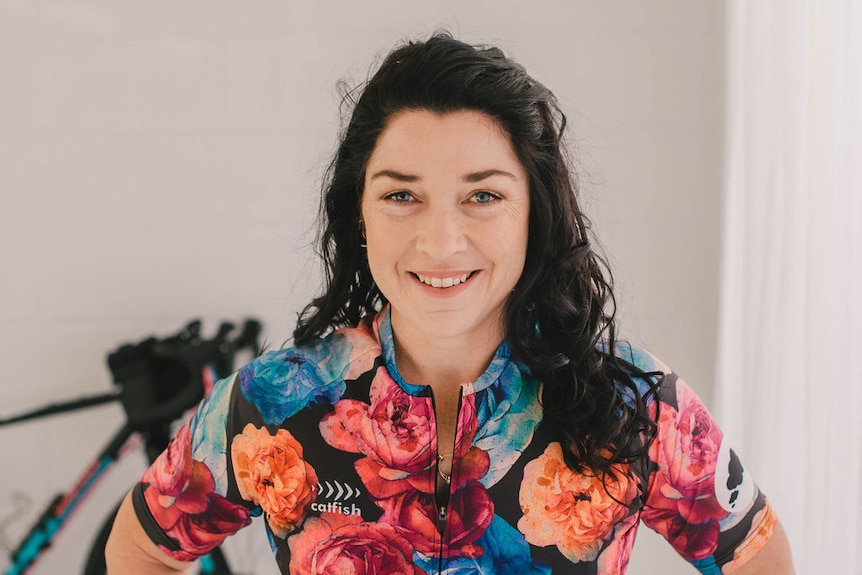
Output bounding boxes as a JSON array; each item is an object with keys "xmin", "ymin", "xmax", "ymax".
[{"xmin": 0, "ymin": 2, "xmax": 724, "ymax": 573}]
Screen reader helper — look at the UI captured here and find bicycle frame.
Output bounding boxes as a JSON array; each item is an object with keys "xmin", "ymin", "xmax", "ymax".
[
  {"xmin": 2, "ymin": 319, "xmax": 261, "ymax": 575},
  {"xmin": 3, "ymin": 408, "xmax": 136, "ymax": 575}
]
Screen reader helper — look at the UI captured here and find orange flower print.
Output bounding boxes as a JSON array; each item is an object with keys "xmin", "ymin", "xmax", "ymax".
[
  {"xmin": 518, "ymin": 442, "xmax": 637, "ymax": 563},
  {"xmin": 231, "ymin": 423, "xmax": 318, "ymax": 538},
  {"xmin": 721, "ymin": 504, "xmax": 777, "ymax": 572}
]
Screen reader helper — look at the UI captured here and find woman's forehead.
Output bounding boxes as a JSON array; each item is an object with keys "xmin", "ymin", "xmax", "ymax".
[{"xmin": 365, "ymin": 109, "xmax": 522, "ymax": 179}]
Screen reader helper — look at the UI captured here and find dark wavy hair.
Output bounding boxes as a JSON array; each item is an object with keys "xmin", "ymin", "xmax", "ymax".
[{"xmin": 294, "ymin": 33, "xmax": 659, "ymax": 478}]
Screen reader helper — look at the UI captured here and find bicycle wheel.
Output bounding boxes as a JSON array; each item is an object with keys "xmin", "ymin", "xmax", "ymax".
[{"xmin": 82, "ymin": 502, "xmax": 118, "ymax": 575}]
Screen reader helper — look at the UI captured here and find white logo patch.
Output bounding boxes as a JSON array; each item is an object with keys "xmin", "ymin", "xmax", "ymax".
[
  {"xmin": 714, "ymin": 441, "xmax": 756, "ymax": 515},
  {"xmin": 313, "ymin": 479, "xmax": 362, "ymax": 501},
  {"xmin": 310, "ymin": 479, "xmax": 364, "ymax": 517}
]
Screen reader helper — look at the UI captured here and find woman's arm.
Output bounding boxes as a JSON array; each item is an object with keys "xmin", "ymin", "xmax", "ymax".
[
  {"xmin": 105, "ymin": 491, "xmax": 192, "ymax": 574},
  {"xmin": 730, "ymin": 520, "xmax": 795, "ymax": 575}
]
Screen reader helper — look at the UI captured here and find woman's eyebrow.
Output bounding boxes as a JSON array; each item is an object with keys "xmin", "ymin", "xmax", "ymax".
[
  {"xmin": 369, "ymin": 169, "xmax": 419, "ymax": 182},
  {"xmin": 463, "ymin": 169, "xmax": 517, "ymax": 182},
  {"xmin": 369, "ymin": 168, "xmax": 517, "ymax": 183}
]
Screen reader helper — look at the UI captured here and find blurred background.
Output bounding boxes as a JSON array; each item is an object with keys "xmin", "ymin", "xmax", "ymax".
[{"xmin": 0, "ymin": 1, "xmax": 857, "ymax": 573}]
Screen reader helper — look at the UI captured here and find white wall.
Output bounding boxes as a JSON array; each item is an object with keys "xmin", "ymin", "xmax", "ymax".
[{"xmin": 0, "ymin": 2, "xmax": 724, "ymax": 573}]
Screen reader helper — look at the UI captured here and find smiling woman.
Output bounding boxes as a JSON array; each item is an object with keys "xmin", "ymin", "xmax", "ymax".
[
  {"xmin": 361, "ymin": 110, "xmax": 531, "ymax": 487},
  {"xmin": 105, "ymin": 33, "xmax": 793, "ymax": 574},
  {"xmin": 362, "ymin": 110, "xmax": 529, "ymax": 363}
]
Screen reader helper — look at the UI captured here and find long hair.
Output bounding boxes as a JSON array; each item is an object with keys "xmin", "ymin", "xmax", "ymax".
[{"xmin": 294, "ymin": 33, "xmax": 659, "ymax": 477}]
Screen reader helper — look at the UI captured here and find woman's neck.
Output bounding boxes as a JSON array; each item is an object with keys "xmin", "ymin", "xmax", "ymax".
[{"xmin": 389, "ymin": 311, "xmax": 503, "ymax": 391}]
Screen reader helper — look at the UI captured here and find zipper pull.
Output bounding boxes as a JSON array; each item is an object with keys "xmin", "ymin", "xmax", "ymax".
[{"xmin": 438, "ymin": 505, "xmax": 447, "ymax": 533}]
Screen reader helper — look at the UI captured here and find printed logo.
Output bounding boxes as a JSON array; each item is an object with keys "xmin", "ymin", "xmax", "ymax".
[
  {"xmin": 311, "ymin": 479, "xmax": 363, "ymax": 516},
  {"xmin": 715, "ymin": 442, "xmax": 756, "ymax": 516}
]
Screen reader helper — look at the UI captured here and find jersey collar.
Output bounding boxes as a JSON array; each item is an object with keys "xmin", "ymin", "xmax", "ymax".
[{"xmin": 373, "ymin": 306, "xmax": 512, "ymax": 396}]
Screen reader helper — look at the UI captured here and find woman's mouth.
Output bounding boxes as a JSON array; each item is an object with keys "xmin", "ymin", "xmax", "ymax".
[{"xmin": 414, "ymin": 272, "xmax": 474, "ymax": 288}]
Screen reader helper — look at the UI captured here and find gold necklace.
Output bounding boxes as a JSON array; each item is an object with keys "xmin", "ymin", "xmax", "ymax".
[{"xmin": 437, "ymin": 453, "xmax": 452, "ymax": 484}]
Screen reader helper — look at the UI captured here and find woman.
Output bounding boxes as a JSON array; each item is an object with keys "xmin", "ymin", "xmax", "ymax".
[{"xmin": 106, "ymin": 33, "xmax": 793, "ymax": 574}]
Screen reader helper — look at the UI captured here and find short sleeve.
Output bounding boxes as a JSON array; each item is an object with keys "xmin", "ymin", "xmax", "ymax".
[
  {"xmin": 639, "ymin": 370, "xmax": 777, "ymax": 574},
  {"xmin": 132, "ymin": 372, "xmax": 254, "ymax": 562},
  {"xmin": 130, "ymin": 324, "xmax": 378, "ymax": 563}
]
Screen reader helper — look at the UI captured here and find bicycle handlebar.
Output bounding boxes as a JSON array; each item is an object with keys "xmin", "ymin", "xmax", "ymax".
[{"xmin": 108, "ymin": 319, "xmax": 261, "ymax": 430}]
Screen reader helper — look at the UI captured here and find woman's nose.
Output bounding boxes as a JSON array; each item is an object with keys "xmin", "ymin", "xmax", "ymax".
[{"xmin": 414, "ymin": 206, "xmax": 468, "ymax": 259}]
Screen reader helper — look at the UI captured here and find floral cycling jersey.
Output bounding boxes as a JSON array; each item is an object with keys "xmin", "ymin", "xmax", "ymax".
[{"xmin": 133, "ymin": 308, "xmax": 777, "ymax": 574}]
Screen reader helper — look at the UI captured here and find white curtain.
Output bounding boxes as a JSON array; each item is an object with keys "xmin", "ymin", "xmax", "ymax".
[{"xmin": 716, "ymin": 1, "xmax": 862, "ymax": 573}]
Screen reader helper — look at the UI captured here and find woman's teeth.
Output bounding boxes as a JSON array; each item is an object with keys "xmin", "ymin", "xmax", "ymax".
[{"xmin": 416, "ymin": 273, "xmax": 471, "ymax": 288}]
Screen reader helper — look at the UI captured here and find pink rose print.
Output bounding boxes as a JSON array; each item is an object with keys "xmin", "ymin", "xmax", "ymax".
[
  {"xmin": 518, "ymin": 442, "xmax": 638, "ymax": 563},
  {"xmin": 318, "ymin": 362, "xmax": 495, "ymax": 562},
  {"xmin": 287, "ymin": 512, "xmax": 423, "ymax": 575},
  {"xmin": 143, "ymin": 425, "xmax": 252, "ymax": 561},
  {"xmin": 596, "ymin": 513, "xmax": 639, "ymax": 574},
  {"xmin": 320, "ymin": 368, "xmax": 486, "ymax": 497},
  {"xmin": 377, "ymin": 481, "xmax": 494, "ymax": 559},
  {"xmin": 354, "ymin": 435, "xmax": 490, "ymax": 499},
  {"xmin": 231, "ymin": 423, "xmax": 318, "ymax": 538},
  {"xmin": 641, "ymin": 379, "xmax": 727, "ymax": 560},
  {"xmin": 320, "ymin": 367, "xmax": 435, "ymax": 472},
  {"xmin": 338, "ymin": 319, "xmax": 381, "ymax": 381}
]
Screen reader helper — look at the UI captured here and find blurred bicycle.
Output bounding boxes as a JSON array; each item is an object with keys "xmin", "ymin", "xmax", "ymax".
[{"xmin": 0, "ymin": 318, "xmax": 262, "ymax": 575}]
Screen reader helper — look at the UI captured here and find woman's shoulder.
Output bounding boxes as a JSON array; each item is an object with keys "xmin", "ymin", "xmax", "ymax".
[
  {"xmin": 597, "ymin": 339, "xmax": 673, "ymax": 406},
  {"xmin": 602, "ymin": 339, "xmax": 671, "ymax": 376},
  {"xmin": 232, "ymin": 318, "xmax": 381, "ymax": 423},
  {"xmin": 245, "ymin": 316, "xmax": 381, "ymax": 382}
]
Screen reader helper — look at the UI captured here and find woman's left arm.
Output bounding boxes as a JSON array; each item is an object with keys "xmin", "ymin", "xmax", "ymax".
[{"xmin": 730, "ymin": 520, "xmax": 794, "ymax": 575}]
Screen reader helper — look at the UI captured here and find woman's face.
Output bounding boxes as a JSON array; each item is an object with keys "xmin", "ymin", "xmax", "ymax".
[{"xmin": 361, "ymin": 109, "xmax": 530, "ymax": 346}]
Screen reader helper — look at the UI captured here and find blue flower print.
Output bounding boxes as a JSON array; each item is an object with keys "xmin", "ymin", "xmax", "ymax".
[
  {"xmin": 596, "ymin": 341, "xmax": 663, "ymax": 408},
  {"xmin": 472, "ymin": 362, "xmax": 543, "ymax": 487},
  {"xmin": 238, "ymin": 333, "xmax": 358, "ymax": 425},
  {"xmin": 691, "ymin": 557, "xmax": 723, "ymax": 575},
  {"xmin": 189, "ymin": 372, "xmax": 233, "ymax": 492},
  {"xmin": 413, "ymin": 516, "xmax": 550, "ymax": 575},
  {"xmin": 477, "ymin": 516, "xmax": 551, "ymax": 575}
]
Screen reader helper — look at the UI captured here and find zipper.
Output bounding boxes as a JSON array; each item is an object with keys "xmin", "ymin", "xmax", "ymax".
[
  {"xmin": 438, "ymin": 504, "xmax": 447, "ymax": 533},
  {"xmin": 433, "ymin": 382, "xmax": 446, "ymax": 573},
  {"xmin": 430, "ymin": 386, "xmax": 463, "ymax": 573},
  {"xmin": 437, "ymin": 505, "xmax": 447, "ymax": 575}
]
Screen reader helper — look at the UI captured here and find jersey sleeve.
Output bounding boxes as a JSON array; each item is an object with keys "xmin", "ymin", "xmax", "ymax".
[
  {"xmin": 131, "ymin": 370, "xmax": 255, "ymax": 562},
  {"xmin": 130, "ymin": 325, "xmax": 377, "ymax": 563},
  {"xmin": 639, "ymin": 367, "xmax": 777, "ymax": 574}
]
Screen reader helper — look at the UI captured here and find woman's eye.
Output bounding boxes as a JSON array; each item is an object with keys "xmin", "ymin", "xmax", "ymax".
[
  {"xmin": 471, "ymin": 191, "xmax": 498, "ymax": 204},
  {"xmin": 384, "ymin": 191, "xmax": 414, "ymax": 202}
]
